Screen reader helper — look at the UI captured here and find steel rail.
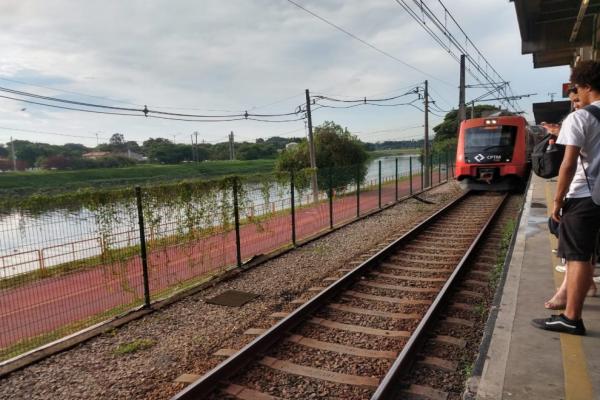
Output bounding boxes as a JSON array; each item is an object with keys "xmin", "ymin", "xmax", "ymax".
[
  {"xmin": 171, "ymin": 190, "xmax": 475, "ymax": 400},
  {"xmin": 371, "ymin": 192, "xmax": 509, "ymax": 400}
]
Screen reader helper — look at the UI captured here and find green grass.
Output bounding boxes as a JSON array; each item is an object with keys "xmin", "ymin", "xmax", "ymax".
[
  {"xmin": 113, "ymin": 338, "xmax": 155, "ymax": 355},
  {"xmin": 0, "ymin": 159, "xmax": 276, "ymax": 196}
]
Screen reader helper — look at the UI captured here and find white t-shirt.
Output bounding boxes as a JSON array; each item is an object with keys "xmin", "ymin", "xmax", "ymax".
[{"xmin": 557, "ymin": 100, "xmax": 600, "ymax": 198}]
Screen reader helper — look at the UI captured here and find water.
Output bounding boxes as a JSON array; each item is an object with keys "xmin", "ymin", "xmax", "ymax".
[{"xmin": 0, "ymin": 155, "xmax": 421, "ymax": 278}]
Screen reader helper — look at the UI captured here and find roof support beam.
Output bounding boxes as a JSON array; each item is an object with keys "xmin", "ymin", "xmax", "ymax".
[{"xmin": 571, "ymin": 0, "xmax": 591, "ymax": 42}]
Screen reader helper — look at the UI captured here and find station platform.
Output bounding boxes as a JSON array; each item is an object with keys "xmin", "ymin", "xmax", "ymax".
[{"xmin": 474, "ymin": 175, "xmax": 600, "ymax": 400}]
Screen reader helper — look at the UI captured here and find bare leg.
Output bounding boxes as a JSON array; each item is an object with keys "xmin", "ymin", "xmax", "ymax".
[
  {"xmin": 589, "ymin": 263, "xmax": 597, "ymax": 296},
  {"xmin": 564, "ymin": 260, "xmax": 593, "ymax": 320},
  {"xmin": 546, "ymin": 268, "xmax": 568, "ymax": 308}
]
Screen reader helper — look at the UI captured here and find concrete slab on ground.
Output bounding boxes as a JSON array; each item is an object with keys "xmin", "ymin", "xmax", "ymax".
[{"xmin": 476, "ymin": 175, "xmax": 599, "ymax": 400}]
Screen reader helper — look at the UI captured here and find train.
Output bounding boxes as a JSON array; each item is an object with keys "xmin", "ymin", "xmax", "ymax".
[{"xmin": 454, "ymin": 114, "xmax": 539, "ymax": 191}]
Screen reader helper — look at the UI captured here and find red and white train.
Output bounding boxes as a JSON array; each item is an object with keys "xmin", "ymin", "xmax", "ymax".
[{"xmin": 455, "ymin": 114, "xmax": 537, "ymax": 190}]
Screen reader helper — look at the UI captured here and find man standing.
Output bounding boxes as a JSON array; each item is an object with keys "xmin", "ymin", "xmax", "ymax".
[{"xmin": 532, "ymin": 60, "xmax": 600, "ymax": 335}]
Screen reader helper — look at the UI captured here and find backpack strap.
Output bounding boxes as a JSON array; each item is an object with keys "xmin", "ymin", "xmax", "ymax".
[
  {"xmin": 584, "ymin": 104, "xmax": 600, "ymax": 122},
  {"xmin": 579, "ymin": 105, "xmax": 600, "ymax": 191}
]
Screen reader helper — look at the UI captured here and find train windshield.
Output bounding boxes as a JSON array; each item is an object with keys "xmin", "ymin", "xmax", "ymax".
[{"xmin": 464, "ymin": 125, "xmax": 518, "ymax": 163}]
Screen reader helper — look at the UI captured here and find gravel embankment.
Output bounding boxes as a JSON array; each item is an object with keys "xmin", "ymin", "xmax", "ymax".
[{"xmin": 0, "ymin": 182, "xmax": 462, "ymax": 400}]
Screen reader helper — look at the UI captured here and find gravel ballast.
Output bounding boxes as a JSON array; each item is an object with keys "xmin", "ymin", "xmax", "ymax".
[{"xmin": 0, "ymin": 183, "xmax": 462, "ymax": 400}]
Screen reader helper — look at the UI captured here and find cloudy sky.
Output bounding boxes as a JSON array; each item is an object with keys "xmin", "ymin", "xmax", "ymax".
[{"xmin": 0, "ymin": 0, "xmax": 569, "ymax": 148}]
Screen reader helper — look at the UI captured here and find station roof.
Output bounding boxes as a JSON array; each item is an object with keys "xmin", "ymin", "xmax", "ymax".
[
  {"xmin": 512, "ymin": 0, "xmax": 600, "ymax": 68},
  {"xmin": 531, "ymin": 100, "xmax": 571, "ymax": 124}
]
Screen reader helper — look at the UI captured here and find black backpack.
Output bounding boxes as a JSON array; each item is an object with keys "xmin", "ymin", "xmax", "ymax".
[{"xmin": 531, "ymin": 133, "xmax": 565, "ymax": 178}]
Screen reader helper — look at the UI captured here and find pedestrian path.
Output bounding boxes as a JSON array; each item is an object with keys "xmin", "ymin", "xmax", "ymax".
[{"xmin": 474, "ymin": 174, "xmax": 600, "ymax": 400}]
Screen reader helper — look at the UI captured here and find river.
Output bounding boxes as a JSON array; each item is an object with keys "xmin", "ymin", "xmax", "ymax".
[{"xmin": 0, "ymin": 155, "xmax": 422, "ymax": 278}]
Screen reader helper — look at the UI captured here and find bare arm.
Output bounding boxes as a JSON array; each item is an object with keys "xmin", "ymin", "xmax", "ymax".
[{"xmin": 552, "ymin": 145, "xmax": 580, "ymax": 222}]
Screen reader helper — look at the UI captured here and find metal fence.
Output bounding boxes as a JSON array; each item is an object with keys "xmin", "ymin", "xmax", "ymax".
[{"xmin": 0, "ymin": 154, "xmax": 452, "ymax": 360}]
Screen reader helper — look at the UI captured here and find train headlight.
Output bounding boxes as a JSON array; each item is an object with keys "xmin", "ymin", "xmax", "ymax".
[{"xmin": 485, "ymin": 119, "xmax": 497, "ymax": 125}]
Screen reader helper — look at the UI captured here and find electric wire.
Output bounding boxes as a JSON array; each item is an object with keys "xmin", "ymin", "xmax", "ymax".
[{"xmin": 285, "ymin": 0, "xmax": 453, "ymax": 86}]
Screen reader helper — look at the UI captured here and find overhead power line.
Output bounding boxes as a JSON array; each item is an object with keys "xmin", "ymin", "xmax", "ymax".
[
  {"xmin": 394, "ymin": 0, "xmax": 521, "ymax": 113},
  {"xmin": 0, "ymin": 86, "xmax": 308, "ymax": 123},
  {"xmin": 284, "ymin": 0, "xmax": 453, "ymax": 86}
]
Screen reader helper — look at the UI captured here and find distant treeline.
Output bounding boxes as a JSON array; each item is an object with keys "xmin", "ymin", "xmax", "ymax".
[{"xmin": 0, "ymin": 133, "xmax": 423, "ymax": 171}]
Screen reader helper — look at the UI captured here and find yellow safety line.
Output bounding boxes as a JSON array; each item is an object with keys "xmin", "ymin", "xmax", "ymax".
[{"xmin": 544, "ymin": 182, "xmax": 594, "ymax": 400}]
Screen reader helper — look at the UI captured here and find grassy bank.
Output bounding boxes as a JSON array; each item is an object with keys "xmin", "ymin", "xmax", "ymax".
[
  {"xmin": 0, "ymin": 151, "xmax": 421, "ymax": 197},
  {"xmin": 0, "ymin": 159, "xmax": 277, "ymax": 197},
  {"xmin": 367, "ymin": 148, "xmax": 420, "ymax": 158}
]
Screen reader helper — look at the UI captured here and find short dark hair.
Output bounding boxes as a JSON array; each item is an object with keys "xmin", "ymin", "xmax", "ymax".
[{"xmin": 570, "ymin": 60, "xmax": 600, "ymax": 92}]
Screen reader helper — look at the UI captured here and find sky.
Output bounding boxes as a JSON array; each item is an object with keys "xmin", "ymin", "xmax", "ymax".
[{"xmin": 0, "ymin": 0, "xmax": 570, "ymax": 148}]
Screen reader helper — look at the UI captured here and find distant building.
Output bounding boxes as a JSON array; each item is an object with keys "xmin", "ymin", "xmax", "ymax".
[
  {"xmin": 82, "ymin": 151, "xmax": 111, "ymax": 160},
  {"xmin": 285, "ymin": 142, "xmax": 299, "ymax": 150}
]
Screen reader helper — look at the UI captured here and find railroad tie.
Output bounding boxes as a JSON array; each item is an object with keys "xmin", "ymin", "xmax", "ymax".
[
  {"xmin": 344, "ymin": 290, "xmax": 431, "ymax": 305},
  {"xmin": 174, "ymin": 373, "xmax": 201, "ymax": 384},
  {"xmin": 399, "ymin": 384, "xmax": 449, "ymax": 400},
  {"xmin": 371, "ymin": 271, "xmax": 446, "ymax": 283},
  {"xmin": 244, "ymin": 328, "xmax": 267, "ymax": 335},
  {"xmin": 431, "ymin": 335, "xmax": 466, "ymax": 348},
  {"xmin": 223, "ymin": 384, "xmax": 281, "ymax": 400},
  {"xmin": 308, "ymin": 317, "xmax": 411, "ymax": 338},
  {"xmin": 258, "ymin": 356, "xmax": 380, "ymax": 388},
  {"xmin": 287, "ymin": 334, "xmax": 397, "ymax": 359},
  {"xmin": 359, "ymin": 280, "xmax": 439, "ymax": 293},
  {"xmin": 417, "ymin": 356, "xmax": 458, "ymax": 372},
  {"xmin": 327, "ymin": 303, "xmax": 420, "ymax": 319}
]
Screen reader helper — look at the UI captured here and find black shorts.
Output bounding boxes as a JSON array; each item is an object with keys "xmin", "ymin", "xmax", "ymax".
[{"xmin": 558, "ymin": 197, "xmax": 600, "ymax": 261}]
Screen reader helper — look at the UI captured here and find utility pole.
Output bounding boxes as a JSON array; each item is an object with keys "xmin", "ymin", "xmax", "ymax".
[
  {"xmin": 458, "ymin": 54, "xmax": 466, "ymax": 122},
  {"xmin": 10, "ymin": 136, "xmax": 16, "ymax": 171},
  {"xmin": 424, "ymin": 80, "xmax": 430, "ymax": 188},
  {"xmin": 191, "ymin": 133, "xmax": 197, "ymax": 162},
  {"xmin": 194, "ymin": 131, "xmax": 199, "ymax": 163},
  {"xmin": 95, "ymin": 132, "xmax": 99, "ymax": 147},
  {"xmin": 229, "ymin": 131, "xmax": 235, "ymax": 160},
  {"xmin": 305, "ymin": 89, "xmax": 319, "ymax": 203}
]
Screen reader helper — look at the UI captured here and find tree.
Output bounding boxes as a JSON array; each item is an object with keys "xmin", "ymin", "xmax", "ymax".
[
  {"xmin": 276, "ymin": 121, "xmax": 368, "ymax": 191},
  {"xmin": 108, "ymin": 133, "xmax": 127, "ymax": 152},
  {"xmin": 431, "ymin": 105, "xmax": 501, "ymax": 156}
]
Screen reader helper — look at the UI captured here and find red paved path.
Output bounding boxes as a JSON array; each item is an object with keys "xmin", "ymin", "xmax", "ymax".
[{"xmin": 0, "ymin": 174, "xmax": 445, "ymax": 351}]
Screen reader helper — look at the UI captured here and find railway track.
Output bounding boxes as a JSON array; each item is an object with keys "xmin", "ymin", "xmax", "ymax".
[{"xmin": 172, "ymin": 191, "xmax": 508, "ymax": 400}]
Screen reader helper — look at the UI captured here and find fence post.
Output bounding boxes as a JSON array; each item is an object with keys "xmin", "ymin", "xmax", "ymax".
[
  {"xmin": 409, "ymin": 156, "xmax": 413, "ymax": 195},
  {"xmin": 438, "ymin": 154, "xmax": 441, "ymax": 184},
  {"xmin": 356, "ymin": 165, "xmax": 360, "ymax": 218},
  {"xmin": 328, "ymin": 168, "xmax": 334, "ymax": 229},
  {"xmin": 378, "ymin": 160, "xmax": 382, "ymax": 209},
  {"xmin": 420, "ymin": 157, "xmax": 424, "ymax": 191},
  {"xmin": 290, "ymin": 171, "xmax": 296, "ymax": 246},
  {"xmin": 446, "ymin": 150, "xmax": 449, "ymax": 181},
  {"xmin": 429, "ymin": 154, "xmax": 433, "ymax": 188},
  {"xmin": 232, "ymin": 177, "xmax": 242, "ymax": 269},
  {"xmin": 135, "ymin": 186, "xmax": 151, "ymax": 308},
  {"xmin": 395, "ymin": 157, "xmax": 399, "ymax": 202}
]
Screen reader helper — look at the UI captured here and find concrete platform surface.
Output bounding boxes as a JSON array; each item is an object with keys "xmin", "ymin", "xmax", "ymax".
[{"xmin": 475, "ymin": 175, "xmax": 600, "ymax": 400}]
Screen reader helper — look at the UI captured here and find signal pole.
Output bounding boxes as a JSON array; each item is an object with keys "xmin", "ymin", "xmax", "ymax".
[
  {"xmin": 458, "ymin": 54, "xmax": 466, "ymax": 122},
  {"xmin": 424, "ymin": 80, "xmax": 430, "ymax": 188},
  {"xmin": 305, "ymin": 89, "xmax": 319, "ymax": 203}
]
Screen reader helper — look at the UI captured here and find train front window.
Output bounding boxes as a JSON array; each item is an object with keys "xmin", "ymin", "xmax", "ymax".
[
  {"xmin": 464, "ymin": 125, "xmax": 518, "ymax": 163},
  {"xmin": 465, "ymin": 126, "xmax": 517, "ymax": 148}
]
